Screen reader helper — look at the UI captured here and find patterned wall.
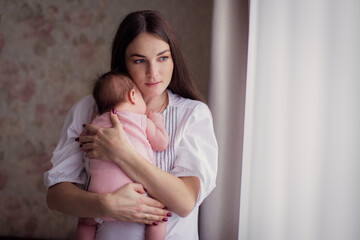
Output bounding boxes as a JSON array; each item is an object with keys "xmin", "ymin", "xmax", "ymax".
[{"xmin": 0, "ymin": 0, "xmax": 212, "ymax": 238}]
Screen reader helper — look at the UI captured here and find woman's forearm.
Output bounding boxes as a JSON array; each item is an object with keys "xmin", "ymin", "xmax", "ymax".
[
  {"xmin": 113, "ymin": 148, "xmax": 200, "ymax": 217},
  {"xmin": 46, "ymin": 182, "xmax": 106, "ymax": 218},
  {"xmin": 47, "ymin": 181, "xmax": 170, "ymax": 224},
  {"xmin": 81, "ymin": 114, "xmax": 200, "ymax": 217}
]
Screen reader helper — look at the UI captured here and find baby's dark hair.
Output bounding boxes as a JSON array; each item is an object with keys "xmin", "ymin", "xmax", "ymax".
[{"xmin": 93, "ymin": 71, "xmax": 135, "ymax": 115}]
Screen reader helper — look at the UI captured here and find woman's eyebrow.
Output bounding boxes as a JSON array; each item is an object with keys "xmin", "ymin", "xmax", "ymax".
[
  {"xmin": 129, "ymin": 53, "xmax": 145, "ymax": 58},
  {"xmin": 156, "ymin": 50, "xmax": 170, "ymax": 56},
  {"xmin": 129, "ymin": 49, "xmax": 170, "ymax": 58}
]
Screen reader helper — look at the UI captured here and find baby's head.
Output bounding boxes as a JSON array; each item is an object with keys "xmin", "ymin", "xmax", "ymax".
[{"xmin": 93, "ymin": 71, "xmax": 146, "ymax": 114}]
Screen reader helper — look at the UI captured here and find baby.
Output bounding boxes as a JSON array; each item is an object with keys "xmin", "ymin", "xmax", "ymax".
[{"xmin": 76, "ymin": 71, "xmax": 168, "ymax": 240}]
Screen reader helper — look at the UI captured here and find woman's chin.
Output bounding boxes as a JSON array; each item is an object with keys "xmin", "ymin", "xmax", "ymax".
[{"xmin": 142, "ymin": 89, "xmax": 166, "ymax": 100}]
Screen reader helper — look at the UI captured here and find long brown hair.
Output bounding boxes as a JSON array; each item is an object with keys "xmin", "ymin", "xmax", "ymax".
[{"xmin": 111, "ymin": 10, "xmax": 204, "ymax": 102}]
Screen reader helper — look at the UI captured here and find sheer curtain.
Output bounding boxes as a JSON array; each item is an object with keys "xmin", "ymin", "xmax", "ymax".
[
  {"xmin": 201, "ymin": 0, "xmax": 360, "ymax": 239},
  {"xmin": 239, "ymin": 0, "xmax": 360, "ymax": 240},
  {"xmin": 199, "ymin": 0, "xmax": 249, "ymax": 239}
]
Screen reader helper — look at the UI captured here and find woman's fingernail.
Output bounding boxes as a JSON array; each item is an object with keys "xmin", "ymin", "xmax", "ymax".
[
  {"xmin": 75, "ymin": 137, "xmax": 79, "ymax": 142},
  {"xmin": 153, "ymin": 222, "xmax": 158, "ymax": 226},
  {"xmin": 163, "ymin": 207, "xmax": 168, "ymax": 210},
  {"xmin": 162, "ymin": 218, "xmax": 168, "ymax": 222},
  {"xmin": 112, "ymin": 108, "xmax": 117, "ymax": 114},
  {"xmin": 167, "ymin": 212, "xmax": 172, "ymax": 217}
]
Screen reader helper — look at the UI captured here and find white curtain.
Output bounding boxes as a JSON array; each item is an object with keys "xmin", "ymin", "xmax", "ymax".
[
  {"xmin": 240, "ymin": 0, "xmax": 360, "ymax": 240},
  {"xmin": 199, "ymin": 0, "xmax": 249, "ymax": 239}
]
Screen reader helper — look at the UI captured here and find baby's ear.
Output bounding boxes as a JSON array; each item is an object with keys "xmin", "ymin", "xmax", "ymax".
[{"xmin": 128, "ymin": 88, "xmax": 136, "ymax": 104}]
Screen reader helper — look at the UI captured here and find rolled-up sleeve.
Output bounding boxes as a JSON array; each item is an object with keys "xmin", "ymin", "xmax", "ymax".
[
  {"xmin": 44, "ymin": 95, "xmax": 95, "ymax": 188},
  {"xmin": 169, "ymin": 103, "xmax": 218, "ymax": 206}
]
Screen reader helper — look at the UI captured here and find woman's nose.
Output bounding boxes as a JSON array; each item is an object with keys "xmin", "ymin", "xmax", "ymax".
[{"xmin": 146, "ymin": 62, "xmax": 159, "ymax": 78}]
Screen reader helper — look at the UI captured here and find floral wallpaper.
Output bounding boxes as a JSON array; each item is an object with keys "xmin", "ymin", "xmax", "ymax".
[{"xmin": 0, "ymin": 0, "xmax": 212, "ymax": 238}]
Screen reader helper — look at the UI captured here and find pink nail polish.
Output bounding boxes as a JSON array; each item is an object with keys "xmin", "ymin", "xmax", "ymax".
[
  {"xmin": 162, "ymin": 218, "xmax": 168, "ymax": 222},
  {"xmin": 112, "ymin": 108, "xmax": 117, "ymax": 114},
  {"xmin": 167, "ymin": 212, "xmax": 172, "ymax": 217},
  {"xmin": 153, "ymin": 222, "xmax": 158, "ymax": 226}
]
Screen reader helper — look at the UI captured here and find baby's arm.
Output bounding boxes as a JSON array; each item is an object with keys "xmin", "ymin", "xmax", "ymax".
[{"xmin": 146, "ymin": 111, "xmax": 169, "ymax": 151}]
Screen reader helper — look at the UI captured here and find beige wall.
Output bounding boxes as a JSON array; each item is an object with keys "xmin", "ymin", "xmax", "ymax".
[{"xmin": 0, "ymin": 0, "xmax": 212, "ymax": 238}]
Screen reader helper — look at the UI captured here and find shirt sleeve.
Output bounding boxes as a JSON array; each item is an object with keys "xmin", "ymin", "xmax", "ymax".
[
  {"xmin": 43, "ymin": 95, "xmax": 96, "ymax": 188},
  {"xmin": 169, "ymin": 103, "xmax": 218, "ymax": 207}
]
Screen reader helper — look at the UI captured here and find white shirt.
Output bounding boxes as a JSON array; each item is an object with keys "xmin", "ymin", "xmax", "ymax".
[{"xmin": 44, "ymin": 90, "xmax": 218, "ymax": 240}]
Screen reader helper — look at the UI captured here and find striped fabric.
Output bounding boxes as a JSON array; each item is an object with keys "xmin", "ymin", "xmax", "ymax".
[{"xmin": 153, "ymin": 106, "xmax": 177, "ymax": 173}]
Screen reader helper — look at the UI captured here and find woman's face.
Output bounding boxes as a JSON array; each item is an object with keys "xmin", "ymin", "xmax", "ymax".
[{"xmin": 125, "ymin": 32, "xmax": 174, "ymax": 102}]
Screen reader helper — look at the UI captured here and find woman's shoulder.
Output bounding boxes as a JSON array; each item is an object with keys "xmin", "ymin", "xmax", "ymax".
[
  {"xmin": 73, "ymin": 95, "xmax": 96, "ymax": 108},
  {"xmin": 63, "ymin": 95, "xmax": 97, "ymax": 127},
  {"xmin": 70, "ymin": 95, "xmax": 97, "ymax": 114},
  {"xmin": 167, "ymin": 90, "xmax": 209, "ymax": 113}
]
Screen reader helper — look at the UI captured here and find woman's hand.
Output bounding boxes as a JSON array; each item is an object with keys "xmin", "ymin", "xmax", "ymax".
[
  {"xmin": 79, "ymin": 110, "xmax": 130, "ymax": 161},
  {"xmin": 46, "ymin": 182, "xmax": 171, "ymax": 225},
  {"xmin": 103, "ymin": 183, "xmax": 171, "ymax": 225}
]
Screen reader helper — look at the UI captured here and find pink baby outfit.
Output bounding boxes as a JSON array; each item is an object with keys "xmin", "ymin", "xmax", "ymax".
[
  {"xmin": 76, "ymin": 111, "xmax": 166, "ymax": 240},
  {"xmin": 89, "ymin": 111, "xmax": 153, "ymax": 194}
]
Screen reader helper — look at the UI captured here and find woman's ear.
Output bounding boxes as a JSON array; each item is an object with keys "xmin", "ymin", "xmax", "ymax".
[{"xmin": 128, "ymin": 88, "xmax": 136, "ymax": 104}]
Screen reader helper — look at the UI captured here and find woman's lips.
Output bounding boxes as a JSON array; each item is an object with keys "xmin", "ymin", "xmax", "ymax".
[{"xmin": 145, "ymin": 81, "xmax": 161, "ymax": 87}]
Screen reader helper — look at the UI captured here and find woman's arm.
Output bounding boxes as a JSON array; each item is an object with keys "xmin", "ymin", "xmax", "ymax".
[
  {"xmin": 111, "ymin": 145, "xmax": 200, "ymax": 217},
  {"xmin": 47, "ymin": 182, "xmax": 106, "ymax": 218},
  {"xmin": 81, "ymin": 111, "xmax": 200, "ymax": 217},
  {"xmin": 46, "ymin": 182, "xmax": 170, "ymax": 224},
  {"xmin": 45, "ymin": 96, "xmax": 169, "ymax": 224}
]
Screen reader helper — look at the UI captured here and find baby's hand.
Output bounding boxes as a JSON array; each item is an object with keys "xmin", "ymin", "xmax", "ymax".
[
  {"xmin": 146, "ymin": 111, "xmax": 169, "ymax": 151},
  {"xmin": 147, "ymin": 111, "xmax": 164, "ymax": 124}
]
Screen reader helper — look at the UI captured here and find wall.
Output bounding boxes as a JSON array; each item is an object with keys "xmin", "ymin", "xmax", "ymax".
[{"xmin": 0, "ymin": 0, "xmax": 212, "ymax": 238}]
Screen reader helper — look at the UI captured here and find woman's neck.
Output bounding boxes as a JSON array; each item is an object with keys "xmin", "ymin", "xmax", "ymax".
[{"xmin": 145, "ymin": 91, "xmax": 168, "ymax": 114}]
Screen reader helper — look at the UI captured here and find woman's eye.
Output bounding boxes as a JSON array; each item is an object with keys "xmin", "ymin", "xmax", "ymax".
[
  {"xmin": 134, "ymin": 59, "xmax": 145, "ymax": 64},
  {"xmin": 159, "ymin": 56, "xmax": 169, "ymax": 61}
]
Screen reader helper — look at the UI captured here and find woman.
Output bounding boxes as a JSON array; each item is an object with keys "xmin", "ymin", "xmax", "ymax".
[{"xmin": 44, "ymin": 10, "xmax": 218, "ymax": 239}]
